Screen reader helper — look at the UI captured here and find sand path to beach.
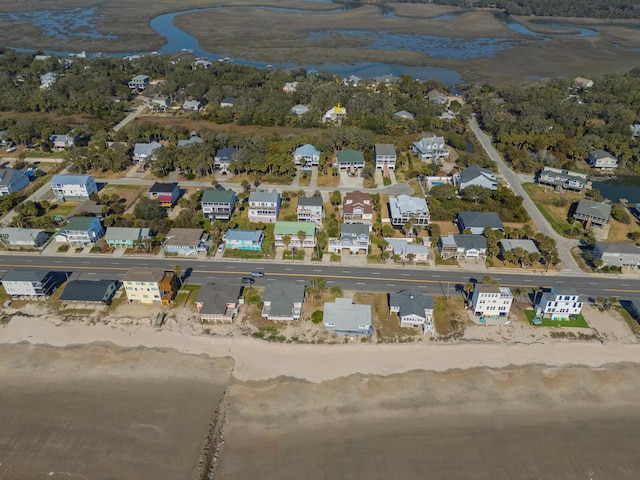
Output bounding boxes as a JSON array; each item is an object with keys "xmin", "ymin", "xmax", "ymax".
[{"xmin": 2, "ymin": 315, "xmax": 640, "ymax": 382}]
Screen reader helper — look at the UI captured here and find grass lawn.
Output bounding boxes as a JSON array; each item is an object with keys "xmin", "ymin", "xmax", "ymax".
[
  {"xmin": 434, "ymin": 296, "xmax": 466, "ymax": 336},
  {"xmin": 606, "ymin": 216, "xmax": 640, "ymax": 242},
  {"xmin": 23, "ymin": 151, "xmax": 65, "ymax": 159},
  {"xmin": 316, "ymin": 171, "xmax": 340, "ymax": 187},
  {"xmin": 43, "ymin": 202, "xmax": 78, "ymax": 219},
  {"xmin": 524, "ymin": 310, "xmax": 589, "ymax": 328},
  {"xmin": 174, "ymin": 284, "xmax": 201, "ymax": 307},
  {"xmin": 298, "ymin": 172, "xmax": 311, "ymax": 187},
  {"xmin": 521, "ymin": 183, "xmax": 585, "ymax": 238}
]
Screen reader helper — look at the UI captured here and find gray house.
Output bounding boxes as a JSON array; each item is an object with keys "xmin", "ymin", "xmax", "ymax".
[
  {"xmin": 59, "ymin": 279, "xmax": 118, "ymax": 306},
  {"xmin": 574, "ymin": 199, "xmax": 611, "ymax": 227},
  {"xmin": 261, "ymin": 282, "xmax": 305, "ymax": 321},
  {"xmin": 0, "ymin": 168, "xmax": 30, "ymax": 196},
  {"xmin": 201, "ymin": 188, "xmax": 236, "ymax": 221},
  {"xmin": 374, "ymin": 143, "xmax": 397, "ymax": 170},
  {"xmin": 195, "ymin": 284, "xmax": 243, "ymax": 323},
  {"xmin": 589, "ymin": 150, "xmax": 618, "ymax": 169},
  {"xmin": 537, "ymin": 166, "xmax": 588, "ymax": 192},
  {"xmin": 164, "ymin": 228, "xmax": 209, "ymax": 256},
  {"xmin": 1, "ymin": 269, "xmax": 56, "ymax": 298},
  {"xmin": 214, "ymin": 147, "xmax": 239, "ymax": 173},
  {"xmin": 323, "ymin": 298, "xmax": 372, "ymax": 337},
  {"xmin": 133, "ymin": 141, "xmax": 163, "ymax": 163},
  {"xmin": 248, "ymin": 190, "xmax": 281, "ymax": 224},
  {"xmin": 0, "ymin": 228, "xmax": 49, "ymax": 249},
  {"xmin": 438, "ymin": 234, "xmax": 487, "ymax": 260},
  {"xmin": 498, "ymin": 239, "xmax": 540, "ymax": 255},
  {"xmin": 389, "ymin": 290, "xmax": 434, "ymax": 334},
  {"xmin": 458, "ymin": 165, "xmax": 498, "ymax": 191},
  {"xmin": 457, "ymin": 211, "xmax": 504, "ymax": 234},
  {"xmin": 389, "ymin": 195, "xmax": 430, "ymax": 227},
  {"xmin": 412, "ymin": 136, "xmax": 450, "ymax": 162},
  {"xmin": 593, "ymin": 242, "xmax": 640, "ymax": 268},
  {"xmin": 328, "ymin": 223, "xmax": 370, "ymax": 254}
]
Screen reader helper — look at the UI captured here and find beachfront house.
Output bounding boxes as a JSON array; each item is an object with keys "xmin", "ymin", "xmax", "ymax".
[
  {"xmin": 589, "ymin": 150, "xmax": 618, "ymax": 169},
  {"xmin": 471, "ymin": 284, "xmax": 513, "ymax": 319},
  {"xmin": 274, "ymin": 221, "xmax": 316, "ymax": 249},
  {"xmin": 149, "ymin": 182, "xmax": 180, "ymax": 207},
  {"xmin": 536, "ymin": 166, "xmax": 588, "ymax": 192},
  {"xmin": 328, "ymin": 223, "xmax": 370, "ymax": 254},
  {"xmin": 201, "ymin": 188, "xmax": 236, "ymax": 221},
  {"xmin": 58, "ymin": 279, "xmax": 118, "ymax": 307},
  {"xmin": 412, "ymin": 136, "xmax": 450, "ymax": 162},
  {"xmin": 535, "ymin": 287, "xmax": 584, "ymax": 320},
  {"xmin": 375, "ymin": 144, "xmax": 397, "ymax": 170},
  {"xmin": 0, "ymin": 168, "xmax": 30, "ymax": 196},
  {"xmin": 214, "ymin": 147, "xmax": 238, "ymax": 173},
  {"xmin": 457, "ymin": 165, "xmax": 498, "ymax": 191},
  {"xmin": 294, "ymin": 144, "xmax": 321, "ymax": 168},
  {"xmin": 248, "ymin": 190, "xmax": 280, "ymax": 224},
  {"xmin": 323, "ymin": 298, "xmax": 372, "ymax": 337},
  {"xmin": 457, "ymin": 211, "xmax": 504, "ymax": 235},
  {"xmin": 0, "ymin": 228, "xmax": 50, "ymax": 249},
  {"xmin": 104, "ymin": 227, "xmax": 151, "ymax": 249},
  {"xmin": 438, "ymin": 234, "xmax": 487, "ymax": 261},
  {"xmin": 50, "ymin": 174, "xmax": 98, "ymax": 201},
  {"xmin": 224, "ymin": 229, "xmax": 264, "ymax": 251},
  {"xmin": 389, "ymin": 195, "xmax": 430, "ymax": 228},
  {"xmin": 55, "ymin": 216, "xmax": 104, "ymax": 246},
  {"xmin": 195, "ymin": 284, "xmax": 243, "ymax": 323},
  {"xmin": 297, "ymin": 196, "xmax": 324, "ymax": 228},
  {"xmin": 573, "ymin": 199, "xmax": 611, "ymax": 228},
  {"xmin": 389, "ymin": 289, "xmax": 435, "ymax": 334},
  {"xmin": 592, "ymin": 242, "xmax": 640, "ymax": 268},
  {"xmin": 261, "ymin": 282, "xmax": 305, "ymax": 321},
  {"xmin": 1, "ymin": 269, "xmax": 56, "ymax": 298},
  {"xmin": 122, "ymin": 268, "xmax": 178, "ymax": 306},
  {"xmin": 133, "ymin": 141, "xmax": 163, "ymax": 163},
  {"xmin": 384, "ymin": 237, "xmax": 430, "ymax": 263},
  {"xmin": 163, "ymin": 228, "xmax": 209, "ymax": 256},
  {"xmin": 342, "ymin": 191, "xmax": 373, "ymax": 229}
]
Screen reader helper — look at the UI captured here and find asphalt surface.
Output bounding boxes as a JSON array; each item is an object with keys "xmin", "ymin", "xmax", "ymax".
[{"xmin": 1, "ymin": 254, "xmax": 638, "ymax": 300}]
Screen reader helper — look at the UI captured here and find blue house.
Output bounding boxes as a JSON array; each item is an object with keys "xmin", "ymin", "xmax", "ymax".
[
  {"xmin": 104, "ymin": 227, "xmax": 151, "ymax": 248},
  {"xmin": 225, "ymin": 229, "xmax": 264, "ymax": 251}
]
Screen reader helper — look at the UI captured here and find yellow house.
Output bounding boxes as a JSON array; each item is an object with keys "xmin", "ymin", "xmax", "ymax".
[{"xmin": 122, "ymin": 268, "xmax": 178, "ymax": 306}]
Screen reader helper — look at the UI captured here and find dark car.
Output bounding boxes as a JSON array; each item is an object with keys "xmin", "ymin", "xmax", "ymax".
[
  {"xmin": 241, "ymin": 277, "xmax": 255, "ymax": 284},
  {"xmin": 251, "ymin": 271, "xmax": 264, "ymax": 277}
]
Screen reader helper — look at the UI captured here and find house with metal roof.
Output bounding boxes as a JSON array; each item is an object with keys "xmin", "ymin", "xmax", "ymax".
[
  {"xmin": 384, "ymin": 237, "xmax": 430, "ymax": 262},
  {"xmin": 589, "ymin": 149, "xmax": 618, "ymax": 169},
  {"xmin": 389, "ymin": 195, "xmax": 430, "ymax": 227},
  {"xmin": 498, "ymin": 239, "xmax": 540, "ymax": 255},
  {"xmin": 457, "ymin": 211, "xmax": 504, "ymax": 234},
  {"xmin": 0, "ymin": 168, "xmax": 29, "ymax": 196},
  {"xmin": 328, "ymin": 223, "xmax": 370, "ymax": 254},
  {"xmin": 149, "ymin": 182, "xmax": 179, "ymax": 207},
  {"xmin": 291, "ymin": 104, "xmax": 309, "ymax": 116},
  {"xmin": 274, "ymin": 221, "xmax": 316, "ymax": 248},
  {"xmin": 128, "ymin": 74, "xmax": 149, "ymax": 90},
  {"xmin": 261, "ymin": 282, "xmax": 305, "ymax": 321},
  {"xmin": 163, "ymin": 228, "xmax": 209, "ymax": 256},
  {"xmin": 50, "ymin": 174, "xmax": 98, "ymax": 200},
  {"xmin": 457, "ymin": 165, "xmax": 498, "ymax": 191},
  {"xmin": 375, "ymin": 143, "xmax": 396, "ymax": 170},
  {"xmin": 323, "ymin": 297, "xmax": 372, "ymax": 337},
  {"xmin": 40, "ymin": 71, "xmax": 56, "ymax": 89},
  {"xmin": 214, "ymin": 147, "xmax": 238, "ymax": 173},
  {"xmin": 297, "ymin": 196, "xmax": 324, "ymax": 227},
  {"xmin": 104, "ymin": 227, "xmax": 151, "ymax": 248},
  {"xmin": 427, "ymin": 89, "xmax": 448, "ymax": 104},
  {"xmin": 55, "ymin": 216, "xmax": 104, "ymax": 246},
  {"xmin": 294, "ymin": 144, "xmax": 321, "ymax": 167},
  {"xmin": 0, "ymin": 228, "xmax": 49, "ymax": 249},
  {"xmin": 201, "ymin": 188, "xmax": 236, "ymax": 221},
  {"xmin": 593, "ymin": 242, "xmax": 640, "ymax": 268},
  {"xmin": 220, "ymin": 96, "xmax": 235, "ymax": 108},
  {"xmin": 182, "ymin": 99, "xmax": 203, "ymax": 111},
  {"xmin": 224, "ymin": 229, "xmax": 264, "ymax": 251},
  {"xmin": 58, "ymin": 279, "xmax": 118, "ymax": 306},
  {"xmin": 537, "ymin": 166, "xmax": 588, "ymax": 192},
  {"xmin": 335, "ymin": 149, "xmax": 365, "ymax": 171},
  {"xmin": 573, "ymin": 199, "xmax": 611, "ymax": 227},
  {"xmin": 438, "ymin": 234, "xmax": 487, "ymax": 260},
  {"xmin": 132, "ymin": 141, "xmax": 163, "ymax": 163},
  {"xmin": 1, "ymin": 269, "xmax": 56, "ymax": 298},
  {"xmin": 177, "ymin": 135, "xmax": 203, "ymax": 147},
  {"xmin": 195, "ymin": 284, "xmax": 243, "ymax": 323},
  {"xmin": 412, "ymin": 135, "xmax": 450, "ymax": 162},
  {"xmin": 249, "ymin": 190, "xmax": 280, "ymax": 223},
  {"xmin": 50, "ymin": 134, "xmax": 77, "ymax": 149},
  {"xmin": 389, "ymin": 290, "xmax": 434, "ymax": 334}
]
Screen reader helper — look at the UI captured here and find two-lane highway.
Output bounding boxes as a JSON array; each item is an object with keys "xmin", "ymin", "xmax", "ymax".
[{"xmin": 2, "ymin": 254, "xmax": 639, "ymax": 299}]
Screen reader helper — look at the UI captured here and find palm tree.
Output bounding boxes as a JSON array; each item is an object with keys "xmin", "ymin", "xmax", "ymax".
[
  {"xmin": 282, "ymin": 234, "xmax": 292, "ymax": 259},
  {"xmin": 406, "ymin": 253, "xmax": 416, "ymax": 264},
  {"xmin": 173, "ymin": 264, "xmax": 183, "ymax": 288},
  {"xmin": 297, "ymin": 230, "xmax": 307, "ymax": 252}
]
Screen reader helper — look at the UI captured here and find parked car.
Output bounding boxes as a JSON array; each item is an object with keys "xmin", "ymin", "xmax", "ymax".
[
  {"xmin": 5, "ymin": 146, "xmax": 16, "ymax": 153},
  {"xmin": 217, "ymin": 244, "xmax": 225, "ymax": 254},
  {"xmin": 241, "ymin": 277, "xmax": 255, "ymax": 284},
  {"xmin": 251, "ymin": 271, "xmax": 264, "ymax": 277}
]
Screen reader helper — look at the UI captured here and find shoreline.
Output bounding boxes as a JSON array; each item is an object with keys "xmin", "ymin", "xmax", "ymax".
[{"xmin": 2, "ymin": 315, "xmax": 640, "ymax": 382}]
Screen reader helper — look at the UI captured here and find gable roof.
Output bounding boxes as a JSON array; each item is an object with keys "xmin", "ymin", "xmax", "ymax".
[
  {"xmin": 459, "ymin": 164, "xmax": 496, "ymax": 184},
  {"xmin": 341, "ymin": 223, "xmax": 370, "ymax": 236},
  {"xmin": 453, "ymin": 234, "xmax": 487, "ymax": 250},
  {"xmin": 458, "ymin": 211, "xmax": 504, "ymax": 230},
  {"xmin": 384, "ymin": 238, "xmax": 429, "ymax": 255},
  {"xmin": 590, "ymin": 149, "xmax": 615, "ymax": 160},
  {"xmin": 498, "ymin": 239, "xmax": 540, "ymax": 254},
  {"xmin": 164, "ymin": 228, "xmax": 206, "ymax": 246},
  {"xmin": 575, "ymin": 199, "xmax": 611, "ymax": 219},
  {"xmin": 196, "ymin": 284, "xmax": 242, "ymax": 315},
  {"xmin": 389, "ymin": 290, "xmax": 434, "ymax": 318},
  {"xmin": 336, "ymin": 150, "xmax": 365, "ymax": 164},
  {"xmin": 104, "ymin": 227, "xmax": 149, "ymax": 242},
  {"xmin": 1, "ymin": 269, "xmax": 50, "ymax": 283},
  {"xmin": 375, "ymin": 143, "xmax": 396, "ymax": 156},
  {"xmin": 413, "ymin": 136, "xmax": 446, "ymax": 152},
  {"xmin": 62, "ymin": 216, "xmax": 99, "ymax": 231},
  {"xmin": 177, "ymin": 136, "xmax": 202, "ymax": 147},
  {"xmin": 225, "ymin": 229, "xmax": 263, "ymax": 242},
  {"xmin": 0, "ymin": 228, "xmax": 48, "ymax": 244},
  {"xmin": 249, "ymin": 190, "xmax": 279, "ymax": 204},
  {"xmin": 201, "ymin": 189, "xmax": 235, "ymax": 203},
  {"xmin": 389, "ymin": 195, "xmax": 428, "ymax": 216},
  {"xmin": 274, "ymin": 221, "xmax": 316, "ymax": 236},
  {"xmin": 50, "ymin": 174, "xmax": 94, "ymax": 185},
  {"xmin": 263, "ymin": 282, "xmax": 306, "ymax": 317},
  {"xmin": 133, "ymin": 141, "xmax": 163, "ymax": 157},
  {"xmin": 394, "ymin": 110, "xmax": 414, "ymax": 120},
  {"xmin": 298, "ymin": 196, "xmax": 323, "ymax": 207},
  {"xmin": 295, "ymin": 144, "xmax": 320, "ymax": 157},
  {"xmin": 324, "ymin": 298, "xmax": 372, "ymax": 330},
  {"xmin": 150, "ymin": 182, "xmax": 178, "ymax": 193},
  {"xmin": 594, "ymin": 241, "xmax": 640, "ymax": 255},
  {"xmin": 59, "ymin": 279, "xmax": 116, "ymax": 303}
]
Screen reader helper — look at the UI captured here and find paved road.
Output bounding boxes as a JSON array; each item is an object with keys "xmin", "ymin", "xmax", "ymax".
[
  {"xmin": 468, "ymin": 116, "xmax": 581, "ymax": 273},
  {"xmin": 113, "ymin": 103, "xmax": 148, "ymax": 132},
  {"xmin": 1, "ymin": 254, "xmax": 638, "ymax": 299}
]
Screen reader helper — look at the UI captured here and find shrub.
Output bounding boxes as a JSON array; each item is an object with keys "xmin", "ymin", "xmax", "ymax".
[
  {"xmin": 311, "ymin": 310, "xmax": 324, "ymax": 324},
  {"xmin": 57, "ymin": 244, "xmax": 69, "ymax": 252}
]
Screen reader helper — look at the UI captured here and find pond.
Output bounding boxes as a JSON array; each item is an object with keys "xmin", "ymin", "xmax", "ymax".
[{"xmin": 591, "ymin": 176, "xmax": 640, "ymax": 204}]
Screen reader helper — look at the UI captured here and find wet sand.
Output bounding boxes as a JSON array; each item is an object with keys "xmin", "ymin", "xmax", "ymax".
[
  {"xmin": 218, "ymin": 365, "xmax": 640, "ymax": 480},
  {"xmin": 0, "ymin": 343, "xmax": 233, "ymax": 480}
]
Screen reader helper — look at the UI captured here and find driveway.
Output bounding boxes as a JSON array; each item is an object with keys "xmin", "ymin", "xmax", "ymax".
[{"xmin": 468, "ymin": 116, "xmax": 581, "ymax": 273}]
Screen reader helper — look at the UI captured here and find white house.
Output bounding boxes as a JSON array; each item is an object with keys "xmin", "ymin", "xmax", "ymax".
[
  {"xmin": 471, "ymin": 284, "xmax": 513, "ymax": 319},
  {"xmin": 323, "ymin": 298, "xmax": 372, "ymax": 337},
  {"xmin": 328, "ymin": 223, "xmax": 370, "ymax": 254},
  {"xmin": 342, "ymin": 191, "xmax": 373, "ymax": 228},
  {"xmin": 214, "ymin": 147, "xmax": 238, "ymax": 173},
  {"xmin": 133, "ymin": 141, "xmax": 163, "ymax": 163},
  {"xmin": 182, "ymin": 99, "xmax": 203, "ymax": 111},
  {"xmin": 0, "ymin": 168, "xmax": 30, "ymax": 196},
  {"xmin": 40, "ymin": 72, "xmax": 56, "ymax": 89},
  {"xmin": 389, "ymin": 289, "xmax": 434, "ymax": 334},
  {"xmin": 294, "ymin": 144, "xmax": 320, "ymax": 167},
  {"xmin": 458, "ymin": 165, "xmax": 498, "ymax": 191},
  {"xmin": 297, "ymin": 196, "xmax": 324, "ymax": 228},
  {"xmin": 389, "ymin": 195, "xmax": 430, "ymax": 227},
  {"xmin": 323, "ymin": 103, "xmax": 347, "ymax": 124},
  {"xmin": 1, "ymin": 269, "xmax": 55, "ymax": 298},
  {"xmin": 375, "ymin": 143, "xmax": 397, "ymax": 170},
  {"xmin": 50, "ymin": 174, "xmax": 98, "ymax": 201},
  {"xmin": 55, "ymin": 216, "xmax": 104, "ymax": 246},
  {"xmin": 589, "ymin": 150, "xmax": 618, "ymax": 169},
  {"xmin": 220, "ymin": 96, "xmax": 235, "ymax": 108},
  {"xmin": 384, "ymin": 237, "xmax": 430, "ymax": 263},
  {"xmin": 535, "ymin": 287, "xmax": 584, "ymax": 320},
  {"xmin": 273, "ymin": 221, "xmax": 316, "ymax": 249},
  {"xmin": 438, "ymin": 234, "xmax": 487, "ymax": 261},
  {"xmin": 128, "ymin": 74, "xmax": 150, "ymax": 90},
  {"xmin": 50, "ymin": 134, "xmax": 77, "ymax": 149},
  {"xmin": 0, "ymin": 228, "xmax": 49, "ymax": 249},
  {"xmin": 248, "ymin": 190, "xmax": 281, "ymax": 224},
  {"xmin": 412, "ymin": 136, "xmax": 450, "ymax": 162},
  {"xmin": 592, "ymin": 242, "xmax": 640, "ymax": 268},
  {"xmin": 283, "ymin": 82, "xmax": 298, "ymax": 93}
]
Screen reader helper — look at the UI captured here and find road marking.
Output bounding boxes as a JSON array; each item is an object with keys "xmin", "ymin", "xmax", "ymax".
[
  {"xmin": 54, "ymin": 261, "xmax": 62, "ymax": 264},
  {"xmin": 387, "ymin": 283, "xmax": 395, "ymax": 286},
  {"xmin": 81, "ymin": 261, "xmax": 90, "ymax": 264},
  {"xmin": 226, "ymin": 266, "xmax": 236, "ymax": 269},
  {"xmin": 140, "ymin": 263, "xmax": 148, "ymax": 266},
  {"xmin": 432, "ymin": 275, "xmax": 440, "ymax": 278},
  {"xmin": 524, "ymin": 280, "xmax": 532, "ymax": 282},
  {"xmin": 589, "ymin": 283, "xmax": 598, "ymax": 285},
  {"xmin": 342, "ymin": 271, "xmax": 351, "ymax": 273},
  {"xmin": 87, "ymin": 272, "xmax": 96, "ymax": 275},
  {"xmin": 327, "ymin": 281, "xmax": 335, "ymax": 284},
  {"xmin": 284, "ymin": 268, "xmax": 292, "ymax": 271},
  {"xmin": 110, "ymin": 262, "xmax": 120, "ymax": 265},
  {"xmin": 372, "ymin": 272, "xmax": 380, "ymax": 275},
  {"xmin": 356, "ymin": 282, "xmax": 365, "ymax": 285},
  {"xmin": 313, "ymin": 269, "xmax": 322, "ymax": 272},
  {"xmin": 556, "ymin": 281, "xmax": 564, "ymax": 284},
  {"xmin": 207, "ymin": 276, "xmax": 216, "ymax": 279},
  {"xmin": 622, "ymin": 284, "xmax": 630, "ymax": 287},
  {"xmin": 25, "ymin": 260, "xmax": 33, "ymax": 262},
  {"xmin": 401, "ymin": 273, "xmax": 410, "ymax": 276}
]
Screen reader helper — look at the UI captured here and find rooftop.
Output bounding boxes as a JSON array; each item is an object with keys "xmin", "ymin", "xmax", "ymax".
[
  {"xmin": 201, "ymin": 189, "xmax": 235, "ymax": 203},
  {"xmin": 59, "ymin": 279, "xmax": 116, "ymax": 303},
  {"xmin": 225, "ymin": 229, "xmax": 263, "ymax": 243},
  {"xmin": 50, "ymin": 174, "xmax": 94, "ymax": 185},
  {"xmin": 298, "ymin": 196, "xmax": 323, "ymax": 207},
  {"xmin": 150, "ymin": 182, "xmax": 178, "ymax": 193},
  {"xmin": 62, "ymin": 216, "xmax": 99, "ymax": 231},
  {"xmin": 389, "ymin": 290, "xmax": 434, "ymax": 318},
  {"xmin": 324, "ymin": 298, "xmax": 372, "ymax": 330},
  {"xmin": 575, "ymin": 199, "xmax": 612, "ymax": 219},
  {"xmin": 249, "ymin": 189, "xmax": 280, "ymax": 203},
  {"xmin": 375, "ymin": 144, "xmax": 396, "ymax": 156},
  {"xmin": 263, "ymin": 282, "xmax": 305, "ymax": 317},
  {"xmin": 274, "ymin": 221, "xmax": 316, "ymax": 236},
  {"xmin": 164, "ymin": 228, "xmax": 206, "ymax": 246},
  {"xmin": 196, "ymin": 284, "xmax": 242, "ymax": 315},
  {"xmin": 458, "ymin": 211, "xmax": 504, "ymax": 230},
  {"xmin": 1, "ymin": 269, "xmax": 50, "ymax": 283}
]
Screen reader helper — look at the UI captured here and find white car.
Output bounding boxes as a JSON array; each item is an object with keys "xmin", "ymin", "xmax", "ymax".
[
  {"xmin": 217, "ymin": 244, "xmax": 225, "ymax": 254},
  {"xmin": 6, "ymin": 146, "xmax": 16, "ymax": 153}
]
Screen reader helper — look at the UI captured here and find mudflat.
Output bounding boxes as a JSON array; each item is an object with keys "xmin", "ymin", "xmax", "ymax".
[
  {"xmin": 0, "ymin": 343, "xmax": 233, "ymax": 480},
  {"xmin": 218, "ymin": 364, "xmax": 640, "ymax": 479}
]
